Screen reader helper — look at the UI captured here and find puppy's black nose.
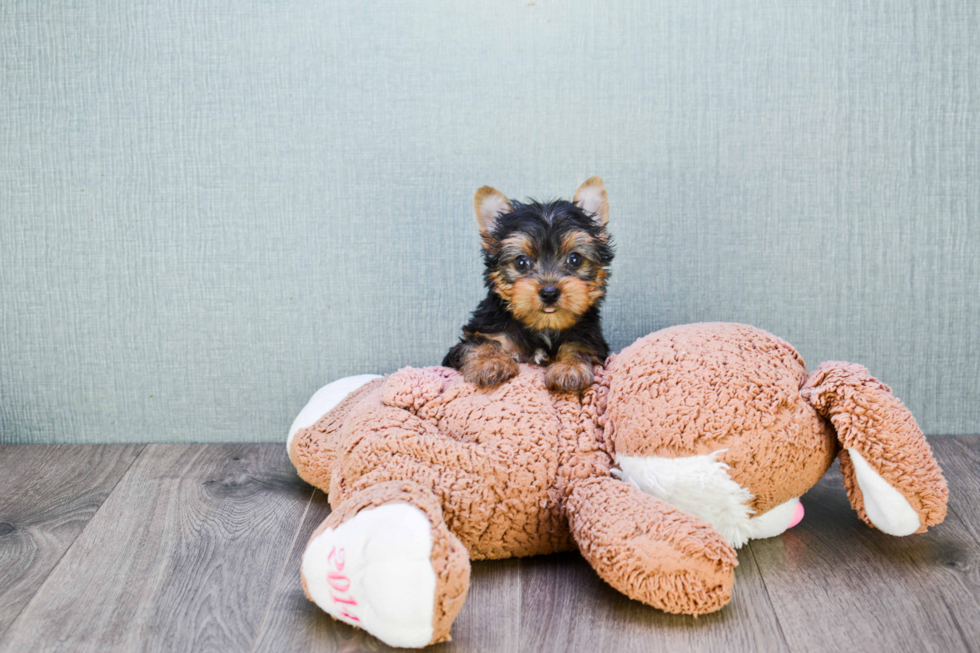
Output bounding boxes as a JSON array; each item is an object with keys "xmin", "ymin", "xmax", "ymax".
[{"xmin": 539, "ymin": 285, "xmax": 561, "ymax": 303}]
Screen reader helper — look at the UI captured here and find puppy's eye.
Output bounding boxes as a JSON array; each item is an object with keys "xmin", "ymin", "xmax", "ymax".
[
  {"xmin": 566, "ymin": 252, "xmax": 583, "ymax": 269},
  {"xmin": 514, "ymin": 255, "xmax": 531, "ymax": 272}
]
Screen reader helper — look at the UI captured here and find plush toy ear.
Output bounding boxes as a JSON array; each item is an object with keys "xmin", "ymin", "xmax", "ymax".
[
  {"xmin": 573, "ymin": 176, "xmax": 609, "ymax": 227},
  {"xmin": 473, "ymin": 186, "xmax": 512, "ymax": 243},
  {"xmin": 801, "ymin": 362, "xmax": 948, "ymax": 535}
]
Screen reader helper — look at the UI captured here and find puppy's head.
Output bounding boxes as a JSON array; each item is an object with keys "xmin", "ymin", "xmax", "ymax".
[{"xmin": 474, "ymin": 177, "xmax": 614, "ymax": 332}]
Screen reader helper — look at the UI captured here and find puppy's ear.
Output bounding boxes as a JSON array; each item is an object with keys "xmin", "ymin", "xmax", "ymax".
[
  {"xmin": 573, "ymin": 177, "xmax": 609, "ymax": 227},
  {"xmin": 474, "ymin": 186, "xmax": 512, "ymax": 241}
]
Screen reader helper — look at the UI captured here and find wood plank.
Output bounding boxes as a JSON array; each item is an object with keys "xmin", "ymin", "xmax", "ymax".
[
  {"xmin": 930, "ymin": 436, "xmax": 980, "ymax": 536},
  {"xmin": 441, "ymin": 558, "xmax": 520, "ymax": 653},
  {"xmin": 0, "ymin": 444, "xmax": 143, "ymax": 634},
  {"xmin": 751, "ymin": 456, "xmax": 980, "ymax": 653},
  {"xmin": 0, "ymin": 444, "xmax": 312, "ymax": 653},
  {"xmin": 250, "ymin": 491, "xmax": 521, "ymax": 653},
  {"xmin": 4, "ymin": 438, "xmax": 977, "ymax": 652},
  {"xmin": 519, "ymin": 546, "xmax": 788, "ymax": 653}
]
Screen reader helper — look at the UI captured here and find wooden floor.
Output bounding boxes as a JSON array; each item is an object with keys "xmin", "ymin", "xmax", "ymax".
[{"xmin": 0, "ymin": 438, "xmax": 977, "ymax": 653}]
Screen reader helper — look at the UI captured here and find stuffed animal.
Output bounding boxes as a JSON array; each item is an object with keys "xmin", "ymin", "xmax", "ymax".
[{"xmin": 287, "ymin": 323, "xmax": 947, "ymax": 648}]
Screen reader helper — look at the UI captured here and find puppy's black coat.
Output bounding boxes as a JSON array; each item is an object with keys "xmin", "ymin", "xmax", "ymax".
[{"xmin": 444, "ymin": 179, "xmax": 614, "ymax": 393}]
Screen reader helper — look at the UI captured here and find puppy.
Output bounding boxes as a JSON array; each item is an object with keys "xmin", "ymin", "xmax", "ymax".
[{"xmin": 443, "ymin": 177, "xmax": 615, "ymax": 393}]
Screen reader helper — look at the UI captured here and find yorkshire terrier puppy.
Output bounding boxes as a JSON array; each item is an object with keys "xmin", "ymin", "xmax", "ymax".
[{"xmin": 443, "ymin": 177, "xmax": 615, "ymax": 394}]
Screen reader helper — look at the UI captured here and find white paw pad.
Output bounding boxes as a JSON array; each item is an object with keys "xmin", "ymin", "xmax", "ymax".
[{"xmin": 302, "ymin": 503, "xmax": 436, "ymax": 648}]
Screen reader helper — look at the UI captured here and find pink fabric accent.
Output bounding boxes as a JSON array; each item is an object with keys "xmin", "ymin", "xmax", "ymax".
[
  {"xmin": 326, "ymin": 546, "xmax": 360, "ymax": 621},
  {"xmin": 788, "ymin": 501, "xmax": 805, "ymax": 529}
]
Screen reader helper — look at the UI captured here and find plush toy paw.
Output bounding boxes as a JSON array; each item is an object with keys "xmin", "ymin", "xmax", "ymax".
[
  {"xmin": 566, "ymin": 476, "xmax": 738, "ymax": 616},
  {"xmin": 545, "ymin": 359, "xmax": 594, "ymax": 394},
  {"xmin": 302, "ymin": 503, "xmax": 442, "ymax": 648}
]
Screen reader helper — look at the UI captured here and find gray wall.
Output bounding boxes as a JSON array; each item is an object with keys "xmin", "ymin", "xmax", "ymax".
[{"xmin": 2, "ymin": 0, "xmax": 978, "ymax": 444}]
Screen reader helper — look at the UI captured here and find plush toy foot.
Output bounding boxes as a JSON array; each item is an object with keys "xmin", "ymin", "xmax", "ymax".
[
  {"xmin": 301, "ymin": 482, "xmax": 470, "ymax": 648},
  {"xmin": 566, "ymin": 476, "xmax": 737, "ymax": 616},
  {"xmin": 303, "ymin": 504, "xmax": 437, "ymax": 647},
  {"xmin": 803, "ymin": 362, "xmax": 948, "ymax": 535},
  {"xmin": 288, "ymin": 374, "xmax": 383, "ymax": 491}
]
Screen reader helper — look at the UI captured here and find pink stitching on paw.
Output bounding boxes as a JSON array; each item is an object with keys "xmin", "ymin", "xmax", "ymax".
[
  {"xmin": 327, "ymin": 546, "xmax": 346, "ymax": 571},
  {"xmin": 326, "ymin": 546, "xmax": 359, "ymax": 622},
  {"xmin": 327, "ymin": 572, "xmax": 350, "ymax": 593}
]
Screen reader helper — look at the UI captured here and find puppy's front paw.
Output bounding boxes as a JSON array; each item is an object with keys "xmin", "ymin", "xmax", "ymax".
[
  {"xmin": 546, "ymin": 360, "xmax": 594, "ymax": 394},
  {"xmin": 463, "ymin": 353, "xmax": 519, "ymax": 389}
]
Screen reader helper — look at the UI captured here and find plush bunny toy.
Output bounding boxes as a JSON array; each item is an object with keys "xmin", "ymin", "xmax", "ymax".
[{"xmin": 287, "ymin": 323, "xmax": 947, "ymax": 648}]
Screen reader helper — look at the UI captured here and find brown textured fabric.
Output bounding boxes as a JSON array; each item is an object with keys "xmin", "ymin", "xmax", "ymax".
[
  {"xmin": 606, "ymin": 323, "xmax": 837, "ymax": 513},
  {"xmin": 802, "ymin": 362, "xmax": 948, "ymax": 532},
  {"xmin": 329, "ymin": 364, "xmax": 611, "ymax": 559},
  {"xmin": 289, "ymin": 378, "xmax": 384, "ymax": 491},
  {"xmin": 566, "ymin": 476, "xmax": 736, "ymax": 615},
  {"xmin": 291, "ymin": 321, "xmax": 948, "ymax": 647}
]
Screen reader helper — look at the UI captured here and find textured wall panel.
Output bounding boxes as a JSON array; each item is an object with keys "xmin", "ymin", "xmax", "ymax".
[{"xmin": 1, "ymin": 0, "xmax": 978, "ymax": 443}]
